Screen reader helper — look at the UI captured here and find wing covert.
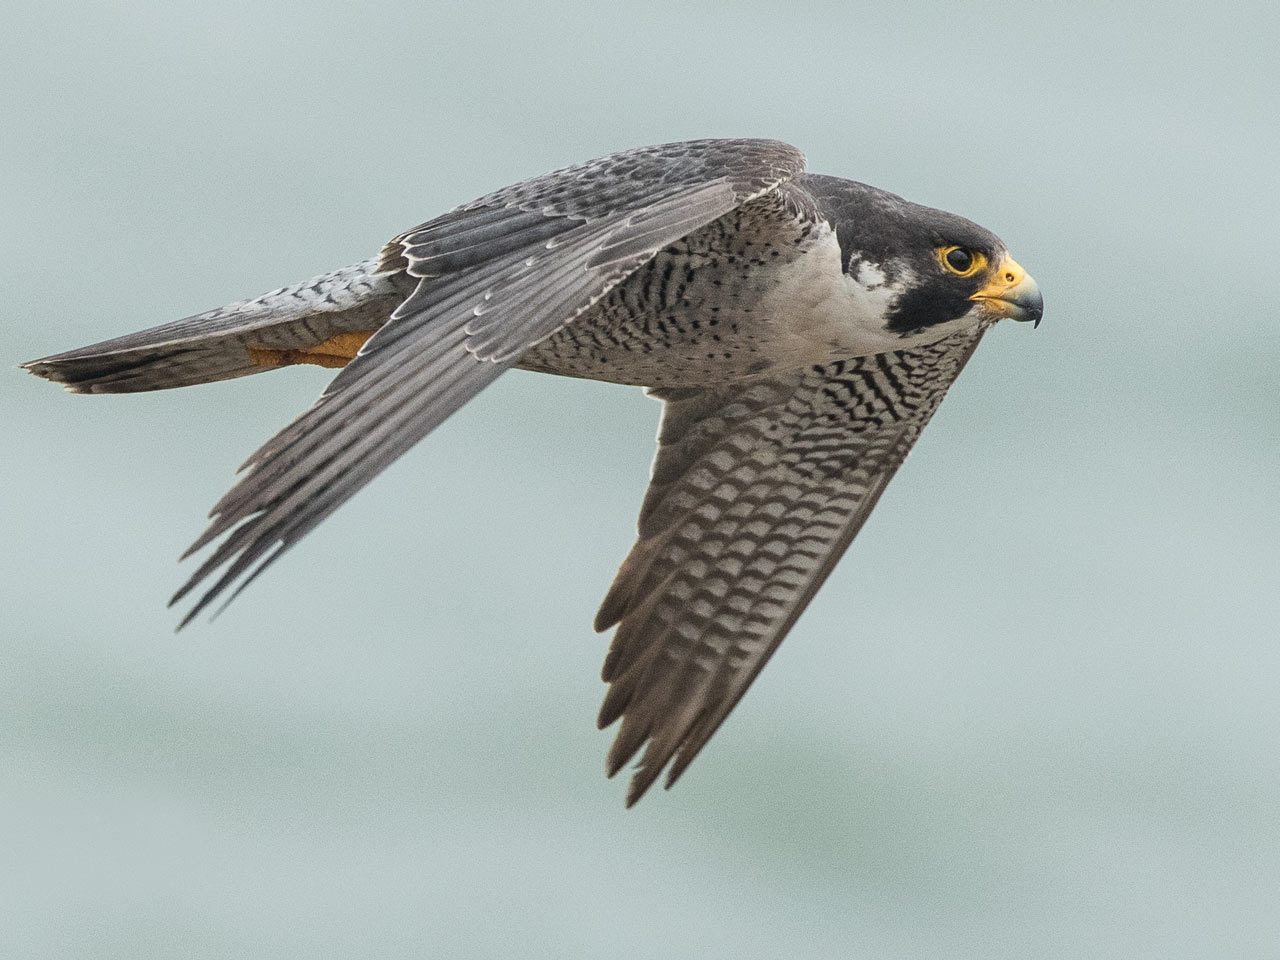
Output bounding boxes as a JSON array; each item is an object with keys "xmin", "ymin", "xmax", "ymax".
[{"xmin": 172, "ymin": 140, "xmax": 806, "ymax": 625}]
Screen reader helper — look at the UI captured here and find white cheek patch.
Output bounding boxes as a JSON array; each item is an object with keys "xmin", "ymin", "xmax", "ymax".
[
  {"xmin": 853, "ymin": 260, "xmax": 887, "ymax": 289},
  {"xmin": 844, "ymin": 256, "xmax": 984, "ymax": 350},
  {"xmin": 753, "ymin": 232, "xmax": 908, "ymax": 361},
  {"xmin": 843, "ymin": 258, "xmax": 909, "ymax": 331},
  {"xmin": 754, "ymin": 231, "xmax": 979, "ymax": 362}
]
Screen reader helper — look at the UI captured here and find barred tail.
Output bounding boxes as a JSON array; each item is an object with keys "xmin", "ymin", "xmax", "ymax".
[{"xmin": 22, "ymin": 258, "xmax": 408, "ymax": 394}]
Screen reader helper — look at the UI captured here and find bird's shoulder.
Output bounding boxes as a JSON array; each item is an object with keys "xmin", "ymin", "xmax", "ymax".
[{"xmin": 459, "ymin": 138, "xmax": 807, "ymax": 218}]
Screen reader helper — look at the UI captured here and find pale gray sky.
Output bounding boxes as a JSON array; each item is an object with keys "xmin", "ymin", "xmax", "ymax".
[{"xmin": 3, "ymin": 1, "xmax": 1278, "ymax": 957}]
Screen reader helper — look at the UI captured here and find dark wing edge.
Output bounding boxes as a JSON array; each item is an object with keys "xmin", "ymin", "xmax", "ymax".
[
  {"xmin": 171, "ymin": 139, "xmax": 807, "ymax": 627},
  {"xmin": 595, "ymin": 325, "xmax": 991, "ymax": 805}
]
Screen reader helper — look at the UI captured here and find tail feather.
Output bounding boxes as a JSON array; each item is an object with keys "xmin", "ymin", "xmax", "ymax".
[{"xmin": 22, "ymin": 258, "xmax": 408, "ymax": 393}]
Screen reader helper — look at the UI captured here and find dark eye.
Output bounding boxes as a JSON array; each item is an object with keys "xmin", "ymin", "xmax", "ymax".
[
  {"xmin": 937, "ymin": 245, "xmax": 986, "ymax": 277},
  {"xmin": 945, "ymin": 247, "xmax": 973, "ymax": 273}
]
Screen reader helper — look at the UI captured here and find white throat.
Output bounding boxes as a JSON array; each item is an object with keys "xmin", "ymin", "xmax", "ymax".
[{"xmin": 756, "ymin": 226, "xmax": 982, "ymax": 362}]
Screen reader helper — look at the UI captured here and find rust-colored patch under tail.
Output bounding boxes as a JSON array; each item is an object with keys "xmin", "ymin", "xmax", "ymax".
[{"xmin": 247, "ymin": 331, "xmax": 374, "ymax": 369}]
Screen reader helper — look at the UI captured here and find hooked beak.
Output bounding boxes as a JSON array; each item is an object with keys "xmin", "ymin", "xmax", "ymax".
[{"xmin": 969, "ymin": 256, "xmax": 1043, "ymax": 327}]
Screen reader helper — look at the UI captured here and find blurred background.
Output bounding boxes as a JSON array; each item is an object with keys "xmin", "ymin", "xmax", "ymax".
[{"xmin": 3, "ymin": 1, "xmax": 1277, "ymax": 957}]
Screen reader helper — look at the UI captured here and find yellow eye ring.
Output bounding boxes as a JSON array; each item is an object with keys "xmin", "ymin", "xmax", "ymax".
[{"xmin": 937, "ymin": 245, "xmax": 987, "ymax": 278}]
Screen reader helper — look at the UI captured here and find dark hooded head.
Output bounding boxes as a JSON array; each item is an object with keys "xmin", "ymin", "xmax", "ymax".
[{"xmin": 800, "ymin": 174, "xmax": 1043, "ymax": 335}]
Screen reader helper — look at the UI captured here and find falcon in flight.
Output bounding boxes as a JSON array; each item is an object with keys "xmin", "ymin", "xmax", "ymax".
[{"xmin": 24, "ymin": 139, "xmax": 1042, "ymax": 805}]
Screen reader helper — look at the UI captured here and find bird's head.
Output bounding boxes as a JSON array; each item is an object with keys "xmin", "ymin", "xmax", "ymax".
[{"xmin": 814, "ymin": 177, "xmax": 1043, "ymax": 337}]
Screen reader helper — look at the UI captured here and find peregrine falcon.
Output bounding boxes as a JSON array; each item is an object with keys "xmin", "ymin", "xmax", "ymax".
[{"xmin": 24, "ymin": 139, "xmax": 1043, "ymax": 805}]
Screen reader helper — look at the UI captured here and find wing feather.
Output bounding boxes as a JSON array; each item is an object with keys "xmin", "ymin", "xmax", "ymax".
[
  {"xmin": 22, "ymin": 259, "xmax": 405, "ymax": 393},
  {"xmin": 596, "ymin": 325, "xmax": 991, "ymax": 805},
  {"xmin": 172, "ymin": 139, "xmax": 807, "ymax": 625}
]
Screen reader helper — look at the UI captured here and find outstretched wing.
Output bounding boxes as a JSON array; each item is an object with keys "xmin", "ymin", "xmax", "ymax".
[
  {"xmin": 595, "ymin": 325, "xmax": 990, "ymax": 805},
  {"xmin": 172, "ymin": 139, "xmax": 806, "ymax": 626}
]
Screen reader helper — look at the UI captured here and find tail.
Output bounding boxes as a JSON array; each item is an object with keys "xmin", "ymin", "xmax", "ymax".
[{"xmin": 22, "ymin": 258, "xmax": 410, "ymax": 394}]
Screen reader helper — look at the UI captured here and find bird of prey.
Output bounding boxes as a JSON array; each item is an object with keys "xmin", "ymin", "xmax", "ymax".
[{"xmin": 24, "ymin": 139, "xmax": 1042, "ymax": 805}]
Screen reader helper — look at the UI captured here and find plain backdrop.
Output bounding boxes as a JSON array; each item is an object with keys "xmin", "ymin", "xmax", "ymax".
[{"xmin": 3, "ymin": 1, "xmax": 1278, "ymax": 957}]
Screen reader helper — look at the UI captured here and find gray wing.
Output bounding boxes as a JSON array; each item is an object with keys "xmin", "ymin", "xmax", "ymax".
[
  {"xmin": 595, "ymin": 325, "xmax": 990, "ymax": 805},
  {"xmin": 172, "ymin": 139, "xmax": 806, "ymax": 625}
]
